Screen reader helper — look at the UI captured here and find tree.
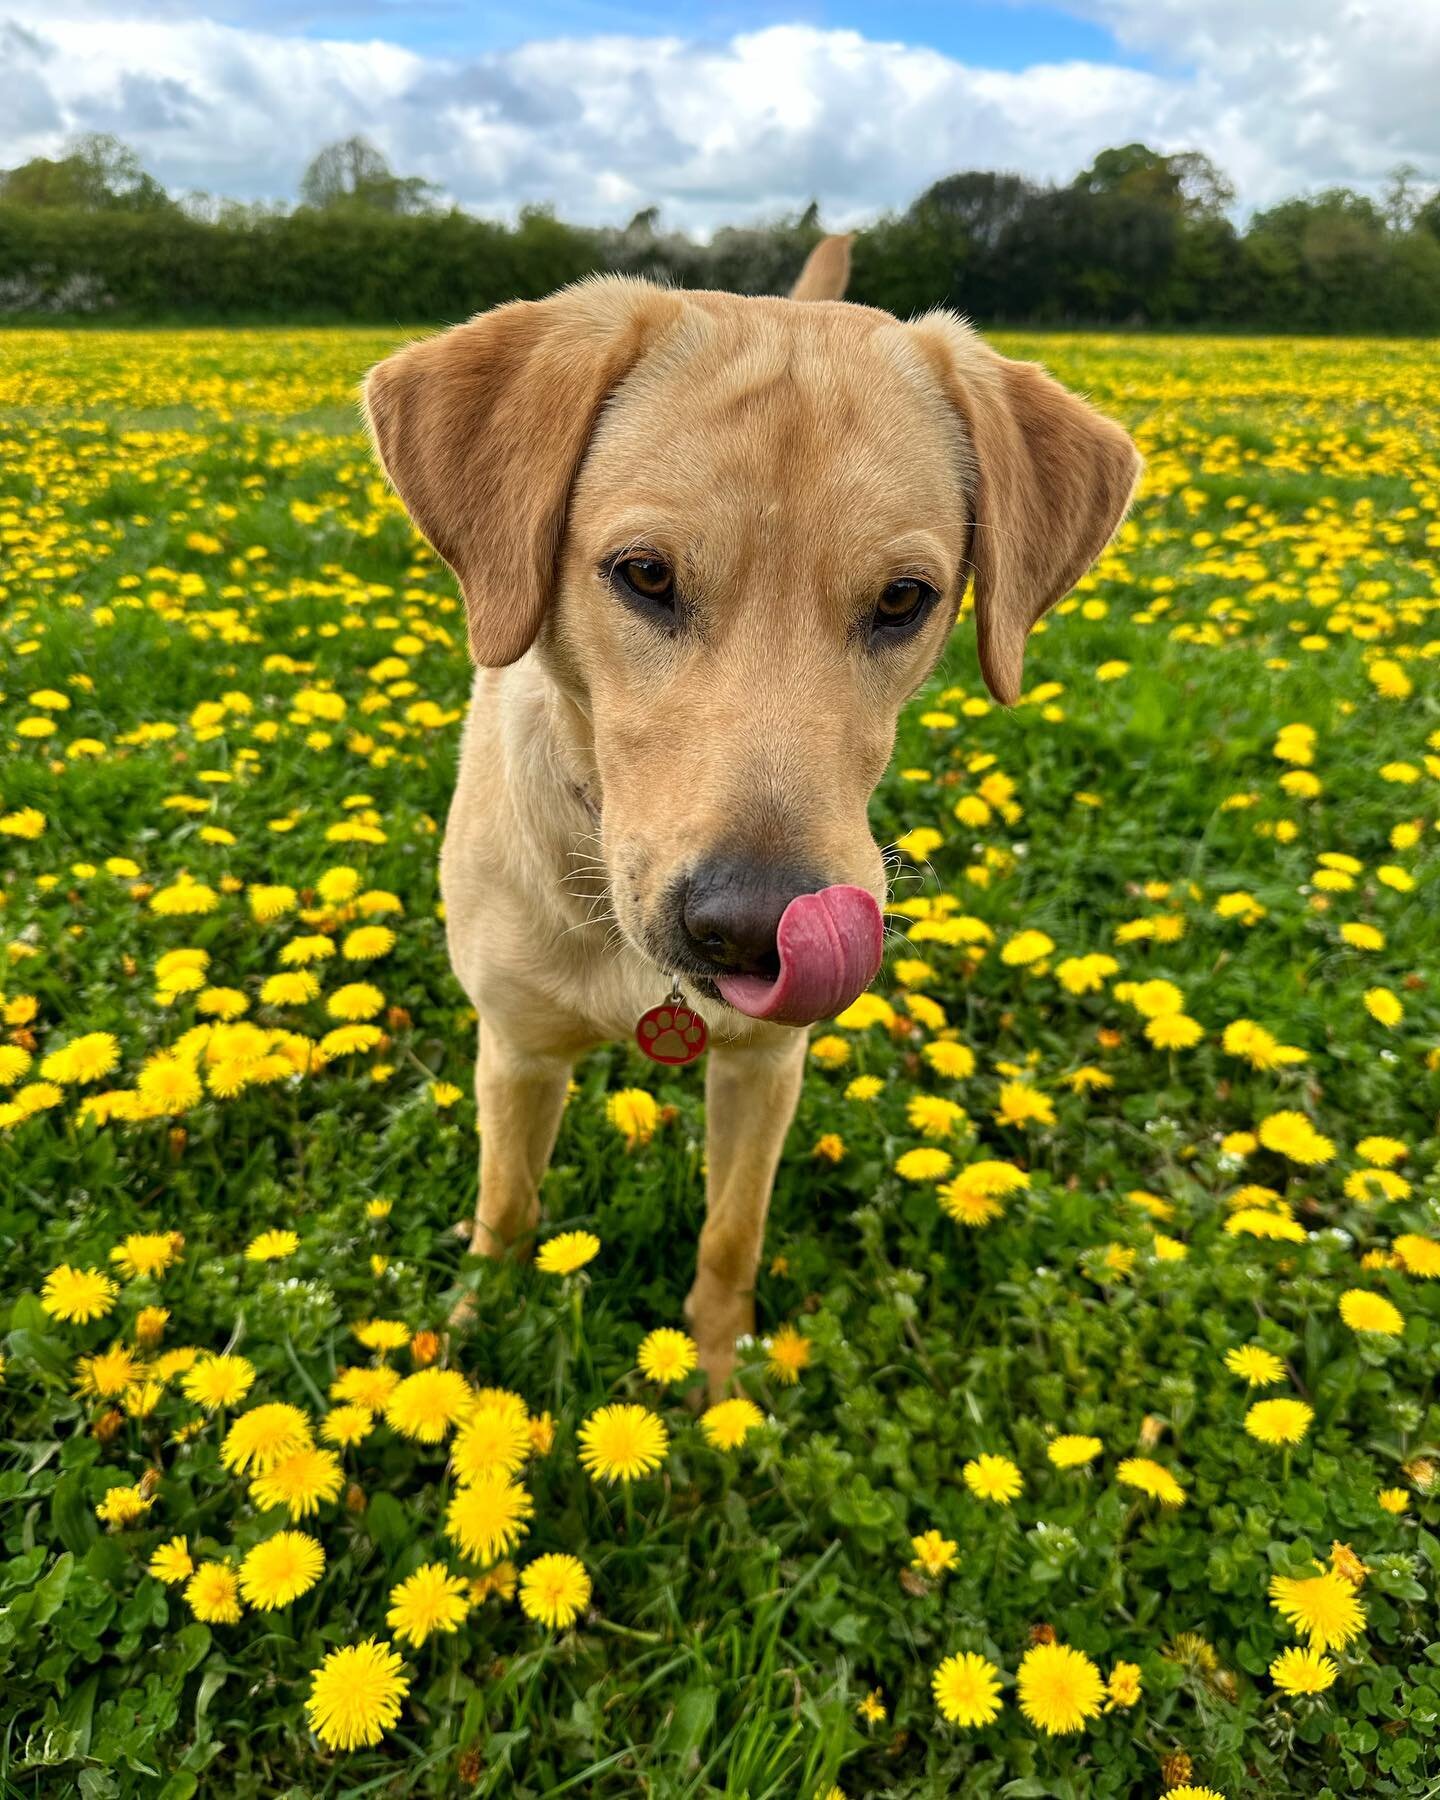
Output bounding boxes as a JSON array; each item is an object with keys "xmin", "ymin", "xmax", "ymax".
[
  {"xmin": 298, "ymin": 137, "xmax": 437, "ymax": 216},
  {"xmin": 1074, "ymin": 144, "xmax": 1234, "ymax": 219},
  {"xmin": 0, "ymin": 133, "xmax": 171, "ymax": 212}
]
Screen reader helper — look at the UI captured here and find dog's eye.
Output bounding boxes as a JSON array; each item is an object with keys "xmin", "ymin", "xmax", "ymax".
[
  {"xmin": 612, "ymin": 555, "xmax": 675, "ymax": 608},
  {"xmin": 871, "ymin": 578, "xmax": 936, "ymax": 635}
]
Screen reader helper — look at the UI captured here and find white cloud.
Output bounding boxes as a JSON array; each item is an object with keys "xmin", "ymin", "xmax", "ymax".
[{"xmin": 2, "ymin": 4, "xmax": 1436, "ymax": 229}]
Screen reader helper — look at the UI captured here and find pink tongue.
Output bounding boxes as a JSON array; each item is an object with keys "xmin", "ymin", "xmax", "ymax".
[{"xmin": 715, "ymin": 884, "xmax": 884, "ymax": 1026}]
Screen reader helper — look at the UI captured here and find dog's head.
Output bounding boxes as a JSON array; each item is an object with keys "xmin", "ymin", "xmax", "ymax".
[{"xmin": 364, "ymin": 244, "xmax": 1140, "ymax": 1025}]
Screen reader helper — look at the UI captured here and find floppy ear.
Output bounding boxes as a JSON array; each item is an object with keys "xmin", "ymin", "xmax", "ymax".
[
  {"xmin": 363, "ymin": 279, "xmax": 683, "ymax": 666},
  {"xmin": 913, "ymin": 319, "xmax": 1142, "ymax": 704}
]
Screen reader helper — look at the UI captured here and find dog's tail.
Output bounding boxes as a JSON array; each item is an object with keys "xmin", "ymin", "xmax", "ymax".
[{"xmin": 789, "ymin": 233, "xmax": 853, "ymax": 303}]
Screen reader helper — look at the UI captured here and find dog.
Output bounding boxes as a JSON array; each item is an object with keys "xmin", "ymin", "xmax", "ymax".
[{"xmin": 363, "ymin": 237, "xmax": 1141, "ymax": 1394}]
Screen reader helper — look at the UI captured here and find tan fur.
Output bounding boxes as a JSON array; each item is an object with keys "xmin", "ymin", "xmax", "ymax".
[
  {"xmin": 363, "ymin": 238, "xmax": 1140, "ymax": 1392},
  {"xmin": 789, "ymin": 232, "xmax": 853, "ymax": 302}
]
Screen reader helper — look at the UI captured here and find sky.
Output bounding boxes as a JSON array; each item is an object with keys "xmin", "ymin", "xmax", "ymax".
[{"xmin": 3, "ymin": 0, "xmax": 1438, "ymax": 231}]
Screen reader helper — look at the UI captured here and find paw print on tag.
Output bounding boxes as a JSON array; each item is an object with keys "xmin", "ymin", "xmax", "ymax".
[{"xmin": 635, "ymin": 1002, "xmax": 708, "ymax": 1066}]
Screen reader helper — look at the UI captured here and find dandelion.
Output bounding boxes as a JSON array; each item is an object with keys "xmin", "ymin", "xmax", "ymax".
[
  {"xmin": 578, "ymin": 1403, "xmax": 669, "ymax": 1482},
  {"xmin": 1257, "ymin": 1110, "xmax": 1335, "ymax": 1166},
  {"xmin": 1048, "ymin": 1435, "xmax": 1102, "ymax": 1469},
  {"xmin": 1338, "ymin": 1290, "xmax": 1404, "ymax": 1336},
  {"xmin": 607, "ymin": 1088, "xmax": 658, "ymax": 1147},
  {"xmin": 96, "ymin": 1484, "xmax": 152, "ymax": 1528},
  {"xmin": 386, "ymin": 1563, "xmax": 470, "ymax": 1646},
  {"xmin": 249, "ymin": 1446, "xmax": 344, "ymax": 1518},
  {"xmin": 245, "ymin": 1229, "xmax": 299, "ymax": 1261},
  {"xmin": 320, "ymin": 1405, "xmax": 375, "ymax": 1447},
  {"xmin": 384, "ymin": 1368, "xmax": 473, "ymax": 1442},
  {"xmin": 1016, "ymin": 1642, "xmax": 1105, "ymax": 1734},
  {"xmin": 895, "ymin": 1146, "xmax": 953, "ymax": 1181},
  {"xmin": 765, "ymin": 1324, "xmax": 810, "ymax": 1384},
  {"xmin": 910, "ymin": 1529, "xmax": 960, "ymax": 1575},
  {"xmin": 963, "ymin": 1454, "xmax": 1024, "ymax": 1504},
  {"xmin": 857, "ymin": 1688, "xmax": 886, "ymax": 1724},
  {"xmin": 1394, "ymin": 1234, "xmax": 1440, "ymax": 1278},
  {"xmin": 923, "ymin": 1041, "xmax": 977, "ymax": 1078},
  {"xmin": 700, "ymin": 1397, "xmax": 765, "ymax": 1450},
  {"xmin": 1245, "ymin": 1398, "xmax": 1313, "ymax": 1446},
  {"xmin": 181, "ymin": 1354, "xmax": 256, "ymax": 1411},
  {"xmin": 75, "ymin": 1345, "xmax": 144, "ymax": 1397},
  {"xmin": 534, "ymin": 1230, "xmax": 600, "ymax": 1275},
  {"xmin": 185, "ymin": 1562, "xmax": 243, "ymax": 1625},
  {"xmin": 353, "ymin": 1319, "xmax": 411, "ymax": 1353},
  {"xmin": 994, "ymin": 1082, "xmax": 1055, "ymax": 1128},
  {"xmin": 304, "ymin": 1639, "xmax": 409, "ymax": 1751},
  {"xmin": 1269, "ymin": 1569, "xmax": 1366, "ymax": 1650},
  {"xmin": 221, "ymin": 1402, "xmax": 313, "ymax": 1474},
  {"xmin": 451, "ymin": 1403, "xmax": 533, "ymax": 1482},
  {"xmin": 330, "ymin": 1365, "xmax": 400, "ymax": 1410},
  {"xmin": 1224, "ymin": 1345, "xmax": 1286, "ymax": 1386},
  {"xmin": 110, "ymin": 1233, "xmax": 184, "ymax": 1281},
  {"xmin": 443, "ymin": 1474, "xmax": 535, "ymax": 1562},
  {"xmin": 1117, "ymin": 1457, "xmax": 1187, "ymax": 1507},
  {"xmin": 41, "ymin": 1264, "xmax": 119, "ymax": 1324},
  {"xmin": 147, "ymin": 1537, "xmax": 194, "ymax": 1584},
  {"xmin": 519, "ymin": 1553, "xmax": 592, "ymax": 1629},
  {"xmin": 239, "ymin": 1531, "xmax": 325, "ymax": 1609},
  {"xmin": 932, "ymin": 1651, "xmax": 1003, "ymax": 1727},
  {"xmin": 637, "ymin": 1328, "xmax": 698, "ymax": 1383},
  {"xmin": 39, "ymin": 1031, "xmax": 120, "ymax": 1085},
  {"xmin": 1105, "ymin": 1661, "xmax": 1142, "ymax": 1708}
]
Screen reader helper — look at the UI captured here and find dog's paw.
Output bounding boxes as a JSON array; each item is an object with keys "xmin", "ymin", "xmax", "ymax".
[{"xmin": 639, "ymin": 1005, "xmax": 706, "ymax": 1063}]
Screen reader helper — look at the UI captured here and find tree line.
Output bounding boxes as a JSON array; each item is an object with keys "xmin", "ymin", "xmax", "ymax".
[{"xmin": 2, "ymin": 132, "xmax": 1438, "ymax": 331}]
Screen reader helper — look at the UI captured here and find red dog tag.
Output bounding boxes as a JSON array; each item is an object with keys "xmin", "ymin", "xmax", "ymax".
[{"xmin": 636, "ymin": 997, "xmax": 707, "ymax": 1066}]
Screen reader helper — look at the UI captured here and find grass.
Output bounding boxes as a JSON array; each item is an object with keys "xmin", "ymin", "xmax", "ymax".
[{"xmin": 0, "ymin": 327, "xmax": 1437, "ymax": 1799}]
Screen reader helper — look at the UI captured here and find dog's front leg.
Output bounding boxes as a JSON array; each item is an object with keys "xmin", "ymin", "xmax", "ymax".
[
  {"xmin": 686, "ymin": 1031, "xmax": 808, "ymax": 1398},
  {"xmin": 462, "ymin": 1023, "xmax": 572, "ymax": 1272}
]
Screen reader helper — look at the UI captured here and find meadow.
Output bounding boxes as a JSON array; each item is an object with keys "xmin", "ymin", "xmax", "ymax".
[{"xmin": 0, "ymin": 324, "xmax": 1437, "ymax": 1800}]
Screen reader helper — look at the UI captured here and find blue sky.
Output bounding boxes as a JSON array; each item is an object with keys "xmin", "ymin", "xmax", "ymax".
[
  {"xmin": 283, "ymin": 0, "xmax": 1145, "ymax": 69},
  {"xmin": 4, "ymin": 0, "xmax": 1434, "ymax": 229}
]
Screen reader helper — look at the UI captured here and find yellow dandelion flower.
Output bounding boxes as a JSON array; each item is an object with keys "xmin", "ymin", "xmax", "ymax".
[
  {"xmin": 386, "ymin": 1563, "xmax": 470, "ymax": 1646},
  {"xmin": 534, "ymin": 1231, "xmax": 600, "ymax": 1276},
  {"xmin": 910, "ymin": 1529, "xmax": 959, "ymax": 1576},
  {"xmin": 304, "ymin": 1639, "xmax": 409, "ymax": 1751},
  {"xmin": 248, "ymin": 1446, "xmax": 344, "ymax": 1519},
  {"xmin": 1245, "ymin": 1398, "xmax": 1313, "ymax": 1447},
  {"xmin": 41, "ymin": 1264, "xmax": 119, "ymax": 1323},
  {"xmin": 384, "ymin": 1368, "xmax": 473, "ymax": 1443},
  {"xmin": 443, "ymin": 1473, "xmax": 535, "ymax": 1562},
  {"xmin": 1016, "ymin": 1642, "xmax": 1105, "ymax": 1734},
  {"xmin": 578, "ymin": 1403, "xmax": 669, "ymax": 1482},
  {"xmin": 147, "ymin": 1536, "xmax": 194, "ymax": 1585},
  {"xmin": 519, "ymin": 1553, "xmax": 592, "ymax": 1629},
  {"xmin": 1338, "ymin": 1289, "xmax": 1403, "ymax": 1336},
  {"xmin": 765, "ymin": 1324, "xmax": 811, "ymax": 1384},
  {"xmin": 637, "ymin": 1328, "xmax": 698, "ymax": 1383},
  {"xmin": 963, "ymin": 1454, "xmax": 1023, "ymax": 1504},
  {"xmin": 1047, "ymin": 1435, "xmax": 1102, "ymax": 1469},
  {"xmin": 932, "ymin": 1651, "xmax": 1003, "ymax": 1727},
  {"xmin": 700, "ymin": 1397, "xmax": 765, "ymax": 1451},
  {"xmin": 1116, "ymin": 1457, "xmax": 1187, "ymax": 1507},
  {"xmin": 1224, "ymin": 1345, "xmax": 1286, "ymax": 1386},
  {"xmin": 185, "ymin": 1561, "xmax": 243, "ymax": 1625},
  {"xmin": 1269, "ymin": 1569, "xmax": 1366, "ymax": 1650},
  {"xmin": 239, "ymin": 1531, "xmax": 325, "ymax": 1609}
]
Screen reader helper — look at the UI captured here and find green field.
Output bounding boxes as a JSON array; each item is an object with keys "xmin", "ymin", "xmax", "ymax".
[{"xmin": 1, "ymin": 328, "xmax": 1437, "ymax": 1799}]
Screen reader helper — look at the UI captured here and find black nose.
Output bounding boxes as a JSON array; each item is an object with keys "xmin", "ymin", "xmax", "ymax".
[{"xmin": 680, "ymin": 858, "xmax": 823, "ymax": 978}]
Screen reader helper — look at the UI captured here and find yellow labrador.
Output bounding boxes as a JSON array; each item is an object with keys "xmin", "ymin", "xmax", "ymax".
[{"xmin": 364, "ymin": 240, "xmax": 1140, "ymax": 1392}]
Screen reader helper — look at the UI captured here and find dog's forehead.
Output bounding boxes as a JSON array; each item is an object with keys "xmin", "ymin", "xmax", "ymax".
[{"xmin": 576, "ymin": 296, "xmax": 966, "ymax": 534}]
